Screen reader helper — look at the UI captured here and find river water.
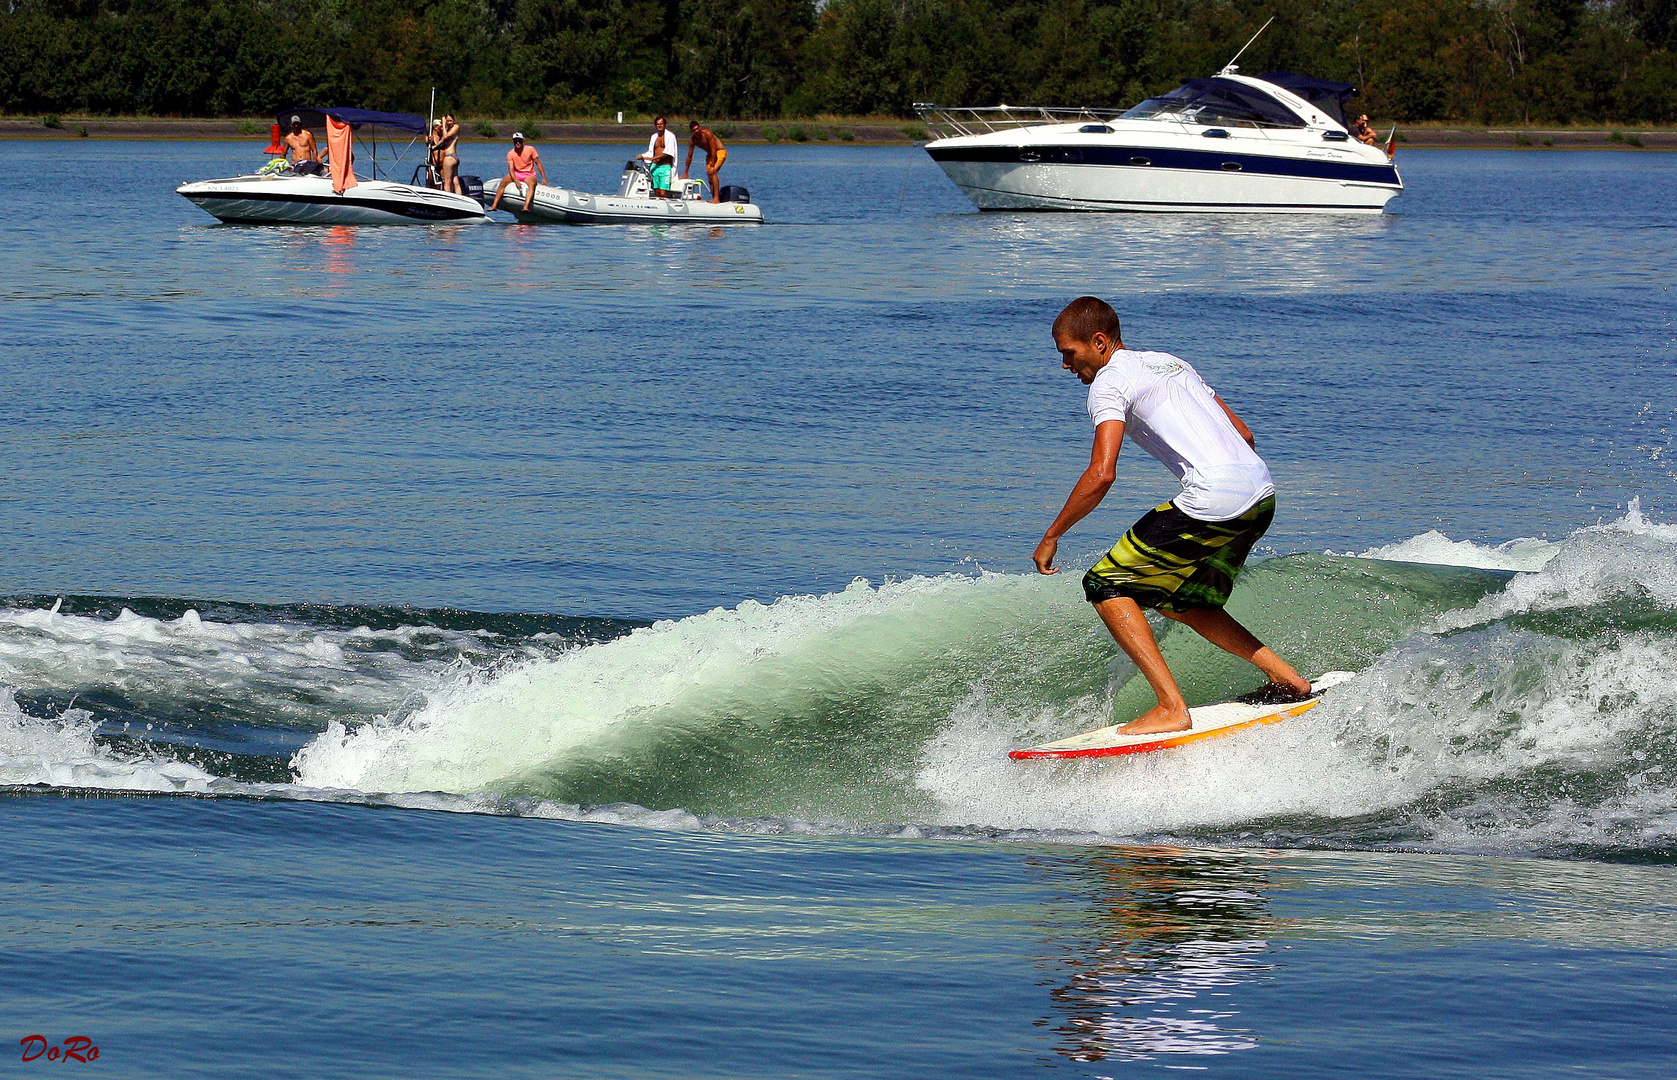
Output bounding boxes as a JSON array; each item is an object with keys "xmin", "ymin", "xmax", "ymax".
[{"xmin": 2, "ymin": 139, "xmax": 1675, "ymax": 1077}]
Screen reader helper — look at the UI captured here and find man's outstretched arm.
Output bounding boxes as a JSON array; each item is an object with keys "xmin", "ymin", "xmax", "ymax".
[
  {"xmin": 1034, "ymin": 420, "xmax": 1124, "ymax": 574},
  {"xmin": 1214, "ymin": 395, "xmax": 1255, "ymax": 448}
]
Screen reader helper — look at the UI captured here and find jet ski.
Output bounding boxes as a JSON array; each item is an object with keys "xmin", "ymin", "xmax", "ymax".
[{"xmin": 499, "ymin": 160, "xmax": 763, "ymax": 225}]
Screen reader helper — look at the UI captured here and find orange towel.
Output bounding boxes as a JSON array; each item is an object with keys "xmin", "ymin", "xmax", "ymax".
[{"xmin": 327, "ymin": 117, "xmax": 357, "ymax": 194}]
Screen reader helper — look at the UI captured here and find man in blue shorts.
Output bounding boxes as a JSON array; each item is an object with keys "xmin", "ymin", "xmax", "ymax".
[{"xmin": 1032, "ymin": 296, "xmax": 1312, "ymax": 735}]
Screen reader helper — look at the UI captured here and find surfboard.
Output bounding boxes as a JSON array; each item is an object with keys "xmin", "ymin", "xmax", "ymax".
[{"xmin": 1009, "ymin": 671, "xmax": 1356, "ymax": 760}]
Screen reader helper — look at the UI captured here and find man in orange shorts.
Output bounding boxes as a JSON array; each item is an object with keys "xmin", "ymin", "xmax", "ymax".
[
  {"xmin": 490, "ymin": 132, "xmax": 547, "ymax": 213},
  {"xmin": 683, "ymin": 120, "xmax": 728, "ymax": 202}
]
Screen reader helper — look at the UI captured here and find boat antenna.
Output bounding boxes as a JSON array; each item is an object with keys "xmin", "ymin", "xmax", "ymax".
[
  {"xmin": 1219, "ymin": 15, "xmax": 1275, "ymax": 75},
  {"xmin": 429, "ymin": 87, "xmax": 437, "ymax": 187}
]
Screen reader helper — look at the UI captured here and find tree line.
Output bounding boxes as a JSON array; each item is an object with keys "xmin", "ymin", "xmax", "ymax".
[{"xmin": 2, "ymin": 0, "xmax": 1674, "ymax": 123}]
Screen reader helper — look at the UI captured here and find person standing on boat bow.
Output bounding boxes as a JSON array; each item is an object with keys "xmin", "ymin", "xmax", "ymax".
[
  {"xmin": 1033, "ymin": 296, "xmax": 1313, "ymax": 735},
  {"xmin": 638, "ymin": 116, "xmax": 680, "ymax": 198},
  {"xmin": 683, "ymin": 121, "xmax": 727, "ymax": 202},
  {"xmin": 490, "ymin": 132, "xmax": 547, "ymax": 213}
]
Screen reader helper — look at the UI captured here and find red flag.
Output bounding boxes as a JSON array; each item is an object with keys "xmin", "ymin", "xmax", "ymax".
[{"xmin": 1384, "ymin": 127, "xmax": 1398, "ymax": 159}]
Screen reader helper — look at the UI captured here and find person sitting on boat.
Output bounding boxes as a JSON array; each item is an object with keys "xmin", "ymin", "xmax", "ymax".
[
  {"xmin": 683, "ymin": 120, "xmax": 727, "ymax": 203},
  {"xmin": 283, "ymin": 116, "xmax": 326, "ymax": 176},
  {"xmin": 638, "ymin": 116, "xmax": 680, "ymax": 198},
  {"xmin": 490, "ymin": 132, "xmax": 547, "ymax": 213},
  {"xmin": 1351, "ymin": 114, "xmax": 1379, "ymax": 146},
  {"xmin": 435, "ymin": 113, "xmax": 463, "ymax": 194}
]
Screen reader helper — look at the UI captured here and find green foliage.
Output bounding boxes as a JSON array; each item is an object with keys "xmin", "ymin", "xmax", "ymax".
[
  {"xmin": 1608, "ymin": 128, "xmax": 1626, "ymax": 140},
  {"xmin": 0, "ymin": 0, "xmax": 1673, "ymax": 123},
  {"xmin": 1514, "ymin": 132, "xmax": 1532, "ymax": 145},
  {"xmin": 713, "ymin": 124, "xmax": 735, "ymax": 139},
  {"xmin": 477, "ymin": 121, "xmax": 499, "ymax": 138},
  {"xmin": 761, "ymin": 124, "xmax": 782, "ymax": 141},
  {"xmin": 836, "ymin": 128, "xmax": 855, "ymax": 140},
  {"xmin": 519, "ymin": 121, "xmax": 544, "ymax": 139},
  {"xmin": 900, "ymin": 123, "xmax": 928, "ymax": 140},
  {"xmin": 76, "ymin": 124, "xmax": 88, "ymax": 136},
  {"xmin": 238, "ymin": 119, "xmax": 260, "ymax": 136},
  {"xmin": 787, "ymin": 123, "xmax": 810, "ymax": 140},
  {"xmin": 41, "ymin": 114, "xmax": 60, "ymax": 128}
]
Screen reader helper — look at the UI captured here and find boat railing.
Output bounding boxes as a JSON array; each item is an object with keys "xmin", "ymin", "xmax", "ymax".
[{"xmin": 913, "ymin": 104, "xmax": 1128, "ymax": 140}]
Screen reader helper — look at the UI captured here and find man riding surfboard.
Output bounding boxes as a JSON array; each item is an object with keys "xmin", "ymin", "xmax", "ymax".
[{"xmin": 1033, "ymin": 297, "xmax": 1313, "ymax": 736}]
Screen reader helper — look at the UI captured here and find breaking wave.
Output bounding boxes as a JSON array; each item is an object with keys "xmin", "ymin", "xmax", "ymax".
[{"xmin": 5, "ymin": 505, "xmax": 1677, "ymax": 860}]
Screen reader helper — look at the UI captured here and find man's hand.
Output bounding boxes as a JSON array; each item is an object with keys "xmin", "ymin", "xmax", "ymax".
[{"xmin": 1033, "ymin": 536, "xmax": 1060, "ymax": 575}]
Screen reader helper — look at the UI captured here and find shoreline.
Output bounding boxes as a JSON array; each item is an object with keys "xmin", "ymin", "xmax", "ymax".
[{"xmin": 2, "ymin": 116, "xmax": 1675, "ymax": 149}]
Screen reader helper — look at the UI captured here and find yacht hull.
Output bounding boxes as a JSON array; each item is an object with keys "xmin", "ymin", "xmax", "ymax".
[
  {"xmin": 499, "ymin": 183, "xmax": 764, "ymax": 225},
  {"xmin": 929, "ymin": 150, "xmax": 1399, "ymax": 213},
  {"xmin": 178, "ymin": 175, "xmax": 489, "ymax": 224}
]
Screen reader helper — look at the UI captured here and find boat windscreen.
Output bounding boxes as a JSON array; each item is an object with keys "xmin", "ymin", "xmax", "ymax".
[
  {"xmin": 277, "ymin": 107, "xmax": 428, "ymax": 134},
  {"xmin": 1120, "ymin": 78, "xmax": 1305, "ymax": 129},
  {"xmin": 1258, "ymin": 72, "xmax": 1356, "ymax": 127}
]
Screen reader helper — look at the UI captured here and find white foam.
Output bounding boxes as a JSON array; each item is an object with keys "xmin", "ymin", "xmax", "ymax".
[
  {"xmin": 1344, "ymin": 532, "xmax": 1561, "ymax": 572},
  {"xmin": 1434, "ymin": 498, "xmax": 1677, "ymax": 631},
  {"xmin": 0, "ymin": 688, "xmax": 219, "ymax": 792},
  {"xmin": 914, "ymin": 613, "xmax": 1677, "ymax": 846},
  {"xmin": 0, "ymin": 601, "xmax": 514, "ymax": 726}
]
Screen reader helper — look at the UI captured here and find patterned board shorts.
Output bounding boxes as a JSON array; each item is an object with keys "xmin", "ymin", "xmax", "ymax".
[{"xmin": 1082, "ymin": 496, "xmax": 1276, "ymax": 612}]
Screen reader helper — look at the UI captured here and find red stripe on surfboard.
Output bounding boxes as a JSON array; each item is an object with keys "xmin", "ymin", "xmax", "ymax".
[{"xmin": 1008, "ymin": 698, "xmax": 1322, "ymax": 759}]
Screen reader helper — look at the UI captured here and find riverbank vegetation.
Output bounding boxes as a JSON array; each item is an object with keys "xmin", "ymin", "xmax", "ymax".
[{"xmin": 2, "ymin": 0, "xmax": 1673, "ymax": 123}]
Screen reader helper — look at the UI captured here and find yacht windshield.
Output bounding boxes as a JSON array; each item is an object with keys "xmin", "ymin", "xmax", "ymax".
[{"xmin": 1120, "ymin": 78, "xmax": 1305, "ymax": 129}]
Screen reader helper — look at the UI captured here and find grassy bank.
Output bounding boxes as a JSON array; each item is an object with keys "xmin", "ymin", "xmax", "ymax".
[{"xmin": 3, "ymin": 115, "xmax": 1675, "ymax": 150}]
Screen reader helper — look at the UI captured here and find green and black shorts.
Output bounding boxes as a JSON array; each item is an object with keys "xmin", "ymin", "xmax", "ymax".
[{"xmin": 1082, "ymin": 495, "xmax": 1275, "ymax": 613}]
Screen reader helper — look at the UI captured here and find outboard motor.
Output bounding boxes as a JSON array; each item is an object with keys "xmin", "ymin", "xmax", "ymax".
[
  {"xmin": 718, "ymin": 185, "xmax": 751, "ymax": 204},
  {"xmin": 459, "ymin": 175, "xmax": 486, "ymax": 206},
  {"xmin": 619, "ymin": 160, "xmax": 652, "ymax": 198}
]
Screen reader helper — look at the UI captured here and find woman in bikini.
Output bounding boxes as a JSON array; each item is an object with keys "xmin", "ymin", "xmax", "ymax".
[{"xmin": 436, "ymin": 113, "xmax": 463, "ymax": 194}]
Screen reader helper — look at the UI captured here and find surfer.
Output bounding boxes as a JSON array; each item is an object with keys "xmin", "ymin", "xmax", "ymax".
[{"xmin": 1033, "ymin": 297, "xmax": 1313, "ymax": 736}]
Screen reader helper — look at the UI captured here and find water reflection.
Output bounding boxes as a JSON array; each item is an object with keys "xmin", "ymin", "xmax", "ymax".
[{"xmin": 1032, "ymin": 846, "xmax": 1277, "ymax": 1064}]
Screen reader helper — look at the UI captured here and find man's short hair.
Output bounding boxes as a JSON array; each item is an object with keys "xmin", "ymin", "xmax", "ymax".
[
  {"xmin": 689, "ymin": 119, "xmax": 701, "ymax": 127},
  {"xmin": 655, "ymin": 114, "xmax": 667, "ymax": 124},
  {"xmin": 1053, "ymin": 296, "xmax": 1122, "ymax": 344}
]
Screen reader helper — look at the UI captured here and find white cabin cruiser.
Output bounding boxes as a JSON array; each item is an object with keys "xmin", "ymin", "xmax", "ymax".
[
  {"xmin": 916, "ymin": 71, "xmax": 1402, "ymax": 214},
  {"xmin": 178, "ymin": 107, "xmax": 489, "ymax": 225},
  {"xmin": 500, "ymin": 159, "xmax": 763, "ymax": 225}
]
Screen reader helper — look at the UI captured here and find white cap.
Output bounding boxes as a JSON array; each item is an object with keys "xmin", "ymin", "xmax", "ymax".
[{"xmin": 512, "ymin": 131, "xmax": 525, "ymax": 140}]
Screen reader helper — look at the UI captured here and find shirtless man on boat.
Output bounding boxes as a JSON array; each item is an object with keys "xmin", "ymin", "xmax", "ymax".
[
  {"xmin": 282, "ymin": 115, "xmax": 325, "ymax": 176},
  {"xmin": 683, "ymin": 121, "xmax": 727, "ymax": 202},
  {"xmin": 1033, "ymin": 296, "xmax": 1312, "ymax": 735},
  {"xmin": 490, "ymin": 132, "xmax": 547, "ymax": 213}
]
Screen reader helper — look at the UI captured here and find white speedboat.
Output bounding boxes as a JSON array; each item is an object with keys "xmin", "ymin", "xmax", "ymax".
[
  {"xmin": 177, "ymin": 107, "xmax": 489, "ymax": 225},
  {"xmin": 916, "ymin": 71, "xmax": 1402, "ymax": 214},
  {"xmin": 499, "ymin": 160, "xmax": 763, "ymax": 225}
]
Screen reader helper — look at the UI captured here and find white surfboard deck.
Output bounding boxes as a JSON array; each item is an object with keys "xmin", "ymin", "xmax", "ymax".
[{"xmin": 1010, "ymin": 671, "xmax": 1356, "ymax": 760}]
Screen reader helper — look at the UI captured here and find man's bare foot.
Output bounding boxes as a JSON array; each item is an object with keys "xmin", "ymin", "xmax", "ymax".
[
  {"xmin": 1118, "ymin": 704, "xmax": 1193, "ymax": 735},
  {"xmin": 1235, "ymin": 678, "xmax": 1315, "ymax": 706}
]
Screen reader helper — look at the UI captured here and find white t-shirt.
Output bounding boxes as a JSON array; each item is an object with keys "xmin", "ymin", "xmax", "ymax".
[
  {"xmin": 642, "ymin": 131, "xmax": 679, "ymax": 163},
  {"xmin": 1086, "ymin": 349, "xmax": 1275, "ymax": 522}
]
